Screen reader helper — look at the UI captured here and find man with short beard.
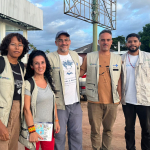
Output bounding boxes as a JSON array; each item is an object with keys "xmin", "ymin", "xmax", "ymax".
[
  {"xmin": 47, "ymin": 31, "xmax": 82, "ymax": 150},
  {"xmin": 80, "ymin": 30, "xmax": 122, "ymax": 150},
  {"xmin": 121, "ymin": 33, "xmax": 150, "ymax": 150}
]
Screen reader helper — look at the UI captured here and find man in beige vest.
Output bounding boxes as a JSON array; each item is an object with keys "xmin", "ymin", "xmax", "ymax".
[
  {"xmin": 47, "ymin": 31, "xmax": 82, "ymax": 150},
  {"xmin": 121, "ymin": 33, "xmax": 150, "ymax": 150},
  {"xmin": 80, "ymin": 30, "xmax": 121, "ymax": 150}
]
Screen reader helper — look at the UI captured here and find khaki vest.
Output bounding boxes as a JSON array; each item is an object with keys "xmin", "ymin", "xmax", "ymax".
[
  {"xmin": 86, "ymin": 51, "xmax": 121, "ymax": 103},
  {"xmin": 121, "ymin": 50, "xmax": 150, "ymax": 106},
  {"xmin": 0, "ymin": 56, "xmax": 25, "ymax": 126},
  {"xmin": 47, "ymin": 50, "xmax": 80, "ymax": 110},
  {"xmin": 19, "ymin": 77, "xmax": 55, "ymax": 150}
]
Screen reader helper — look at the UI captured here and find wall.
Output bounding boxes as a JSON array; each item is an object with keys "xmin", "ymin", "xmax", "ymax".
[{"xmin": 0, "ymin": 0, "xmax": 43, "ymax": 30}]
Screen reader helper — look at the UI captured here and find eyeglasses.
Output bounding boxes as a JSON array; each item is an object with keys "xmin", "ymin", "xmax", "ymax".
[
  {"xmin": 57, "ymin": 39, "xmax": 70, "ymax": 43},
  {"xmin": 10, "ymin": 43, "xmax": 24, "ymax": 48}
]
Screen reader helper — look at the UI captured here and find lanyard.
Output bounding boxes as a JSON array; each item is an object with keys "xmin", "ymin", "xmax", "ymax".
[{"xmin": 128, "ymin": 53, "xmax": 135, "ymax": 68}]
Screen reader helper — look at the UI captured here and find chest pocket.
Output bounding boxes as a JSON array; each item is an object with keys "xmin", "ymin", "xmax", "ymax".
[
  {"xmin": 52, "ymin": 69, "xmax": 62, "ymax": 98},
  {"xmin": 88, "ymin": 65, "xmax": 96, "ymax": 74},
  {"xmin": 52, "ymin": 69, "xmax": 60, "ymax": 85},
  {"xmin": 0, "ymin": 80, "xmax": 13, "ymax": 102},
  {"xmin": 141, "ymin": 63, "xmax": 150, "ymax": 78}
]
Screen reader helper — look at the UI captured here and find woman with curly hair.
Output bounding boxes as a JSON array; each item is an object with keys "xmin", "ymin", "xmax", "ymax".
[
  {"xmin": 0, "ymin": 33, "xmax": 30, "ymax": 150},
  {"xmin": 20, "ymin": 50, "xmax": 60, "ymax": 150}
]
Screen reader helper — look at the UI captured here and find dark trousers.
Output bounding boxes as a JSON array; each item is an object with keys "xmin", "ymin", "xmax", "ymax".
[{"xmin": 122, "ymin": 103, "xmax": 150, "ymax": 150}]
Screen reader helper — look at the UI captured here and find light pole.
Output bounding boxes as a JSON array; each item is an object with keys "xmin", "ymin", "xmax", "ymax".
[{"xmin": 92, "ymin": 0, "xmax": 98, "ymax": 51}]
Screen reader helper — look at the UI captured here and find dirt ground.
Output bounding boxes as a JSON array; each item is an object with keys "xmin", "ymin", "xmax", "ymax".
[{"xmin": 18, "ymin": 101, "xmax": 141, "ymax": 150}]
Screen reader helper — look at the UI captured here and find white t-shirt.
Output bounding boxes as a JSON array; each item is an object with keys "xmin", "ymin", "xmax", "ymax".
[
  {"xmin": 59, "ymin": 54, "xmax": 82, "ymax": 105},
  {"xmin": 125, "ymin": 54, "xmax": 139, "ymax": 105}
]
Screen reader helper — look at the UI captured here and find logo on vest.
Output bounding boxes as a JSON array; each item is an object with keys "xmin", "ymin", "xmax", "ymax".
[
  {"xmin": 113, "ymin": 64, "xmax": 118, "ymax": 67},
  {"xmin": 0, "ymin": 76, "xmax": 11, "ymax": 80},
  {"xmin": 113, "ymin": 64, "xmax": 119, "ymax": 71},
  {"xmin": 53, "ymin": 67, "xmax": 60, "ymax": 69},
  {"xmin": 90, "ymin": 63, "xmax": 96, "ymax": 65}
]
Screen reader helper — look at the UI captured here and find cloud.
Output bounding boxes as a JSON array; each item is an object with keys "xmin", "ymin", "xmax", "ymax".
[
  {"xmin": 28, "ymin": 0, "xmax": 92, "ymax": 51},
  {"xmin": 27, "ymin": 0, "xmax": 150, "ymax": 51},
  {"xmin": 112, "ymin": 0, "xmax": 150, "ymax": 39},
  {"xmin": 34, "ymin": 3, "xmax": 43, "ymax": 7},
  {"xmin": 117, "ymin": 3, "xmax": 123, "ymax": 10}
]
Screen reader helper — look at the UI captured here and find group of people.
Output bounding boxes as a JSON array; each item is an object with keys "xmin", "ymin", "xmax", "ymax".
[{"xmin": 0, "ymin": 29, "xmax": 149, "ymax": 150}]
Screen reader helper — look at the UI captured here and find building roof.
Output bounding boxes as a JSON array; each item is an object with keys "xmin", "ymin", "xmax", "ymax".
[
  {"xmin": 73, "ymin": 43, "xmax": 115, "ymax": 53},
  {"xmin": 0, "ymin": 0, "xmax": 43, "ymax": 30}
]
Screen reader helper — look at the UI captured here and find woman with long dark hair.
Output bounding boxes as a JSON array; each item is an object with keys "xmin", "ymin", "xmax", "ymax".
[
  {"xmin": 0, "ymin": 33, "xmax": 30, "ymax": 150},
  {"xmin": 20, "ymin": 50, "xmax": 60, "ymax": 150}
]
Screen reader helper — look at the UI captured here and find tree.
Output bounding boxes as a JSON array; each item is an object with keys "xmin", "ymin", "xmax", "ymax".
[
  {"xmin": 111, "ymin": 35, "xmax": 126, "ymax": 51},
  {"xmin": 138, "ymin": 23, "xmax": 150, "ymax": 52},
  {"xmin": 45, "ymin": 49, "xmax": 50, "ymax": 54},
  {"xmin": 29, "ymin": 43, "xmax": 37, "ymax": 51}
]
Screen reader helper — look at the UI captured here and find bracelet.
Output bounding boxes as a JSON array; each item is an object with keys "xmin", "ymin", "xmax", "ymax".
[
  {"xmin": 28, "ymin": 125, "xmax": 36, "ymax": 134},
  {"xmin": 55, "ymin": 120, "xmax": 59, "ymax": 122}
]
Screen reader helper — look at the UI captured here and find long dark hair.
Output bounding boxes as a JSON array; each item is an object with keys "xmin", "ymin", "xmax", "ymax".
[
  {"xmin": 25, "ymin": 50, "xmax": 56, "ymax": 93},
  {"xmin": 0, "ymin": 33, "xmax": 30, "ymax": 59}
]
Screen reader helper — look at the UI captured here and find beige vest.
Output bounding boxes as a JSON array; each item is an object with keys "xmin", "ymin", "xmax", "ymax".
[
  {"xmin": 19, "ymin": 77, "xmax": 55, "ymax": 150},
  {"xmin": 121, "ymin": 50, "xmax": 150, "ymax": 105},
  {"xmin": 47, "ymin": 50, "xmax": 80, "ymax": 110},
  {"xmin": 86, "ymin": 51, "xmax": 121, "ymax": 103},
  {"xmin": 0, "ymin": 56, "xmax": 25, "ymax": 126}
]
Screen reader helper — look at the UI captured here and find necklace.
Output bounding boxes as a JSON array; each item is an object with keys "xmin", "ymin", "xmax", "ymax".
[{"xmin": 128, "ymin": 53, "xmax": 135, "ymax": 68}]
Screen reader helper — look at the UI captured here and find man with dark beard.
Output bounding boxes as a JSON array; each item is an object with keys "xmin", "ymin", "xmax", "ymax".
[{"xmin": 121, "ymin": 33, "xmax": 150, "ymax": 150}]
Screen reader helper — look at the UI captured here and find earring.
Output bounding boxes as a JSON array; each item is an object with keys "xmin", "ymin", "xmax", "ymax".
[{"xmin": 31, "ymin": 68, "xmax": 34, "ymax": 70}]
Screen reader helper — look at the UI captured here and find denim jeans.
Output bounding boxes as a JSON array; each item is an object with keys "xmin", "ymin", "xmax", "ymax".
[{"xmin": 54, "ymin": 102, "xmax": 82, "ymax": 150}]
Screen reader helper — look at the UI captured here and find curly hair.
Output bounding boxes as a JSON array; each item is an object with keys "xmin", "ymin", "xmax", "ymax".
[
  {"xmin": 25, "ymin": 50, "xmax": 56, "ymax": 93},
  {"xmin": 0, "ymin": 33, "xmax": 30, "ymax": 59}
]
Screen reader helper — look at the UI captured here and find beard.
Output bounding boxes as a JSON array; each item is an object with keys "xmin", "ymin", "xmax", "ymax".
[
  {"xmin": 128, "ymin": 46, "xmax": 139, "ymax": 53},
  {"xmin": 101, "ymin": 44, "xmax": 109, "ymax": 51},
  {"xmin": 60, "ymin": 48, "xmax": 69, "ymax": 53},
  {"xmin": 59, "ymin": 45, "xmax": 69, "ymax": 53}
]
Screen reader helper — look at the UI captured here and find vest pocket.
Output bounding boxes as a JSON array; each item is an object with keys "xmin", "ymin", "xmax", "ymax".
[
  {"xmin": 86, "ymin": 83, "xmax": 95, "ymax": 98},
  {"xmin": 20, "ymin": 117, "xmax": 28, "ymax": 139},
  {"xmin": 53, "ymin": 71, "xmax": 61, "ymax": 87},
  {"xmin": 0, "ymin": 81, "xmax": 12, "ymax": 99},
  {"xmin": 141, "ymin": 66, "xmax": 150, "ymax": 81}
]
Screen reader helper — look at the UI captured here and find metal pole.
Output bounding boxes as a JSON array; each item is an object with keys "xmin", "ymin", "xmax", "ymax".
[
  {"xmin": 22, "ymin": 30, "xmax": 28, "ymax": 64},
  {"xmin": 93, "ymin": 23, "xmax": 97, "ymax": 51},
  {"xmin": 92, "ymin": 0, "xmax": 98, "ymax": 51},
  {"xmin": 118, "ymin": 41, "xmax": 120, "ymax": 55},
  {"xmin": 0, "ymin": 21, "xmax": 6, "ymax": 44}
]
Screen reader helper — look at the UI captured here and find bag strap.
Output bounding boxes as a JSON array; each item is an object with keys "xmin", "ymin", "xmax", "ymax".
[
  {"xmin": 0, "ymin": 56, "xmax": 5, "ymax": 74},
  {"xmin": 0, "ymin": 56, "xmax": 24, "ymax": 74},
  {"xmin": 18, "ymin": 61, "xmax": 24, "ymax": 73},
  {"xmin": 27, "ymin": 78, "xmax": 35, "ymax": 95}
]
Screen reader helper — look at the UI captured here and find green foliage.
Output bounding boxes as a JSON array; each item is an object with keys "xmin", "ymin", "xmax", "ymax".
[
  {"xmin": 45, "ymin": 49, "xmax": 50, "ymax": 54},
  {"xmin": 29, "ymin": 43, "xmax": 37, "ymax": 51},
  {"xmin": 138, "ymin": 23, "xmax": 150, "ymax": 52},
  {"xmin": 29, "ymin": 43, "xmax": 50, "ymax": 54},
  {"xmin": 111, "ymin": 35, "xmax": 126, "ymax": 51}
]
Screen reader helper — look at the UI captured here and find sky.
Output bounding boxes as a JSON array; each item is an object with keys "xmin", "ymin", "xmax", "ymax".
[{"xmin": 27, "ymin": 0, "xmax": 150, "ymax": 52}]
